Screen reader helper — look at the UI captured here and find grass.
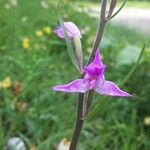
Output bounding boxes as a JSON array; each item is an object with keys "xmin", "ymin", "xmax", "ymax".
[
  {"xmin": 0, "ymin": 0, "xmax": 150, "ymax": 150},
  {"xmin": 125, "ymin": 1, "xmax": 150, "ymax": 8}
]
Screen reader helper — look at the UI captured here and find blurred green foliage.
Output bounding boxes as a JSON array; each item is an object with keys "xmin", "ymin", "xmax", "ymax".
[{"xmin": 0, "ymin": 0, "xmax": 150, "ymax": 150}]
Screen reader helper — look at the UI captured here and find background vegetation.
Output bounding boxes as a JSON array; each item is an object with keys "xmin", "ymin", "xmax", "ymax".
[
  {"xmin": 0, "ymin": 0, "xmax": 150, "ymax": 149},
  {"xmin": 71, "ymin": 0, "xmax": 150, "ymax": 2}
]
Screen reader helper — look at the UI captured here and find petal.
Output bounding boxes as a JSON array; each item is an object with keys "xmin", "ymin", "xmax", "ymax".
[
  {"xmin": 54, "ymin": 27, "xmax": 74, "ymax": 39},
  {"xmin": 54, "ymin": 27, "xmax": 64, "ymax": 38},
  {"xmin": 84, "ymin": 49, "xmax": 105, "ymax": 77},
  {"xmin": 95, "ymin": 80, "xmax": 132, "ymax": 97},
  {"xmin": 84, "ymin": 66, "xmax": 105, "ymax": 79},
  {"xmin": 90, "ymin": 49, "xmax": 104, "ymax": 67},
  {"xmin": 52, "ymin": 79, "xmax": 88, "ymax": 93},
  {"xmin": 64, "ymin": 22, "xmax": 81, "ymax": 38},
  {"xmin": 54, "ymin": 22, "xmax": 81, "ymax": 39}
]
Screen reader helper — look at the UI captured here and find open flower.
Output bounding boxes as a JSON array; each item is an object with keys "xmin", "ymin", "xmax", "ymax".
[
  {"xmin": 52, "ymin": 49, "xmax": 131, "ymax": 97},
  {"xmin": 54, "ymin": 22, "xmax": 81, "ymax": 39}
]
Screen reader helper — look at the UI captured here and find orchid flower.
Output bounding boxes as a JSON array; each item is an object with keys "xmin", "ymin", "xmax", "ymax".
[
  {"xmin": 52, "ymin": 49, "xmax": 131, "ymax": 97},
  {"xmin": 54, "ymin": 22, "xmax": 82, "ymax": 39}
]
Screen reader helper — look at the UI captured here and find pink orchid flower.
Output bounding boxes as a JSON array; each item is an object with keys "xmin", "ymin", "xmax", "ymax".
[
  {"xmin": 54, "ymin": 22, "xmax": 82, "ymax": 39},
  {"xmin": 52, "ymin": 50, "xmax": 131, "ymax": 97}
]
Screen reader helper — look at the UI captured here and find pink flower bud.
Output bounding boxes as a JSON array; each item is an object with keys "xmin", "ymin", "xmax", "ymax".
[{"xmin": 54, "ymin": 22, "xmax": 81, "ymax": 39}]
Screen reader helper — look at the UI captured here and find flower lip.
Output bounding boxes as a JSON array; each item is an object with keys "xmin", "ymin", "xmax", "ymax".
[
  {"xmin": 83, "ymin": 49, "xmax": 105, "ymax": 79},
  {"xmin": 83, "ymin": 65, "xmax": 105, "ymax": 80}
]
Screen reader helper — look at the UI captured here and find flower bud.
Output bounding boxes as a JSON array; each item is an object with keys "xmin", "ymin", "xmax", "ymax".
[
  {"xmin": 73, "ymin": 35, "xmax": 83, "ymax": 72},
  {"xmin": 54, "ymin": 22, "xmax": 81, "ymax": 40}
]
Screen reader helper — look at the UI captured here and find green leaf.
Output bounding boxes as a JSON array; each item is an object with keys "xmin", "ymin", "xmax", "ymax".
[
  {"xmin": 119, "ymin": 44, "xmax": 145, "ymax": 86},
  {"xmin": 116, "ymin": 45, "xmax": 141, "ymax": 66}
]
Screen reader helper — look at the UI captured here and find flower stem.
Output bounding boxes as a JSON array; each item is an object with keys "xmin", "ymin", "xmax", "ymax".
[
  {"xmin": 87, "ymin": 0, "xmax": 107, "ymax": 64},
  {"xmin": 69, "ymin": 93, "xmax": 84, "ymax": 150},
  {"xmin": 69, "ymin": 1, "xmax": 107, "ymax": 150}
]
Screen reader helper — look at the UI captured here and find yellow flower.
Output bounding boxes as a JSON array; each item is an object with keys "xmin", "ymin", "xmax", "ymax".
[
  {"xmin": 144, "ymin": 116, "xmax": 150, "ymax": 126},
  {"xmin": 23, "ymin": 37, "xmax": 30, "ymax": 49},
  {"xmin": 0, "ymin": 77, "xmax": 12, "ymax": 89},
  {"xmin": 43, "ymin": 26, "xmax": 52, "ymax": 35},
  {"xmin": 35, "ymin": 30, "xmax": 43, "ymax": 37}
]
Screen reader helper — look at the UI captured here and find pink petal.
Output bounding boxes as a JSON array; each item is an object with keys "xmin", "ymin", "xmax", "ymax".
[
  {"xmin": 64, "ymin": 22, "xmax": 81, "ymax": 38},
  {"xmin": 54, "ymin": 27, "xmax": 72, "ymax": 39},
  {"xmin": 54, "ymin": 27, "xmax": 64, "ymax": 39},
  {"xmin": 84, "ymin": 49, "xmax": 105, "ymax": 78},
  {"xmin": 54, "ymin": 22, "xmax": 81, "ymax": 39},
  {"xmin": 95, "ymin": 80, "xmax": 132, "ymax": 97},
  {"xmin": 91, "ymin": 49, "xmax": 104, "ymax": 67},
  {"xmin": 52, "ymin": 79, "xmax": 88, "ymax": 93}
]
